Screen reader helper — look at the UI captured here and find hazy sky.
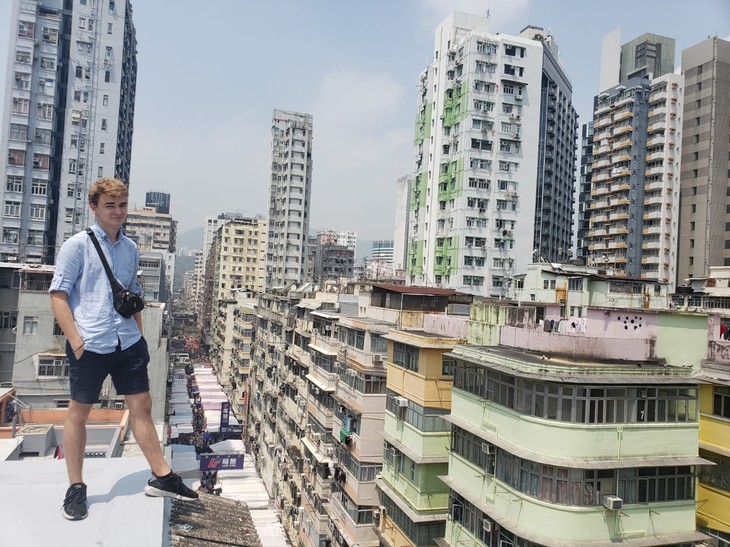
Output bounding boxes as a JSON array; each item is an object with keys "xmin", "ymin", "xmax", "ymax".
[{"xmin": 0, "ymin": 0, "xmax": 728, "ymax": 239}]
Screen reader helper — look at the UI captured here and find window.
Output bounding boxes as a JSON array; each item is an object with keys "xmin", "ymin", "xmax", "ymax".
[
  {"xmin": 37, "ymin": 102, "xmax": 53, "ymax": 121},
  {"xmin": 7, "ymin": 150, "xmax": 25, "ymax": 167},
  {"xmin": 23, "ymin": 316, "xmax": 39, "ymax": 335},
  {"xmin": 9, "ymin": 124, "xmax": 28, "ymax": 141},
  {"xmin": 28, "ymin": 230, "xmax": 44, "ymax": 246},
  {"xmin": 442, "ymin": 356, "xmax": 455, "ymax": 376},
  {"xmin": 568, "ymin": 278, "xmax": 584, "ymax": 290},
  {"xmin": 2, "ymin": 228, "xmax": 19, "ymax": 245},
  {"xmin": 104, "ymin": 70, "xmax": 111, "ymax": 83},
  {"xmin": 99, "ymin": 142, "xmax": 105, "ymax": 154},
  {"xmin": 35, "ymin": 128, "xmax": 52, "ymax": 145},
  {"xmin": 393, "ymin": 342, "xmax": 419, "ymax": 372},
  {"xmin": 14, "ymin": 71, "xmax": 31, "ymax": 89},
  {"xmin": 713, "ymin": 387, "xmax": 730, "ymax": 419},
  {"xmin": 69, "ymin": 159, "xmax": 77, "ymax": 174},
  {"xmin": 12, "ymin": 97, "xmax": 30, "ymax": 115},
  {"xmin": 6, "ymin": 176, "xmax": 23, "ymax": 193},
  {"xmin": 102, "ymin": 94, "xmax": 109, "ymax": 106},
  {"xmin": 37, "ymin": 77, "xmax": 54, "ymax": 95},
  {"xmin": 18, "ymin": 21, "xmax": 35, "ymax": 39},
  {"xmin": 29, "ymin": 204, "xmax": 46, "ymax": 220},
  {"xmin": 41, "ymin": 27, "xmax": 59, "ymax": 45},
  {"xmin": 37, "ymin": 356, "xmax": 69, "ymax": 378},
  {"xmin": 473, "ymin": 99, "xmax": 494, "ymax": 112},
  {"xmin": 471, "ymin": 138, "xmax": 492, "ymax": 151},
  {"xmin": 32, "ymin": 154, "xmax": 50, "ymax": 170},
  {"xmin": 101, "ymin": 118, "xmax": 108, "ymax": 130},
  {"xmin": 40, "ymin": 56, "xmax": 55, "ymax": 70},
  {"xmin": 107, "ymin": 22, "xmax": 113, "ymax": 34},
  {"xmin": 15, "ymin": 50, "xmax": 31, "ymax": 64},
  {"xmin": 453, "ymin": 361, "xmax": 698, "ymax": 424},
  {"xmin": 0, "ymin": 311, "xmax": 18, "ymax": 329}
]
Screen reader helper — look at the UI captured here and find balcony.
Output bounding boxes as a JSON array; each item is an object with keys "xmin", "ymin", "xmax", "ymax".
[
  {"xmin": 645, "ymin": 210, "xmax": 664, "ymax": 220},
  {"xmin": 614, "ymin": 110, "xmax": 633, "ymax": 121},
  {"xmin": 644, "ymin": 195, "xmax": 664, "ymax": 206},
  {"xmin": 613, "ymin": 124, "xmax": 632, "ymax": 136},
  {"xmin": 611, "ymin": 138, "xmax": 632, "ymax": 151},
  {"xmin": 608, "ymin": 182, "xmax": 630, "ymax": 193},
  {"xmin": 612, "ymin": 153, "xmax": 631, "ymax": 164},
  {"xmin": 610, "ymin": 167, "xmax": 630, "ymax": 178},
  {"xmin": 645, "ymin": 166, "xmax": 665, "ymax": 177}
]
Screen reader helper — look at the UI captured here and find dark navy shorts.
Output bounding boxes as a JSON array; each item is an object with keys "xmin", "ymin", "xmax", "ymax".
[{"xmin": 66, "ymin": 337, "xmax": 150, "ymax": 404}]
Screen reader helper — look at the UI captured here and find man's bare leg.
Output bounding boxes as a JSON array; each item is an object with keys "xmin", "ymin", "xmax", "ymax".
[
  {"xmin": 64, "ymin": 401, "xmax": 93, "ymax": 485},
  {"xmin": 125, "ymin": 391, "xmax": 170, "ymax": 477}
]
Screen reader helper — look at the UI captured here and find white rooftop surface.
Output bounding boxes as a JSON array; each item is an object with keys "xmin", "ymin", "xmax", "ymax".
[
  {"xmin": 0, "ymin": 456, "xmax": 168, "ymax": 547},
  {"xmin": 219, "ymin": 457, "xmax": 289, "ymax": 547}
]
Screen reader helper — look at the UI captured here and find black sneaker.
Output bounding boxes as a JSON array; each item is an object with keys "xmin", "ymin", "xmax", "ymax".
[
  {"xmin": 144, "ymin": 472, "xmax": 199, "ymax": 500},
  {"xmin": 62, "ymin": 483, "xmax": 88, "ymax": 520}
]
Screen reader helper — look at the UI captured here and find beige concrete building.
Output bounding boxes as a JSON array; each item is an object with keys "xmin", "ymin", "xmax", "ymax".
[
  {"xmin": 124, "ymin": 206, "xmax": 176, "ymax": 253},
  {"xmin": 212, "ymin": 216, "xmax": 267, "ymax": 301},
  {"xmin": 677, "ymin": 37, "xmax": 730, "ymax": 284}
]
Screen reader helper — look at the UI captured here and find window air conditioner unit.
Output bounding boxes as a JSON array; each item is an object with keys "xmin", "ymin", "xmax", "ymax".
[
  {"xmin": 313, "ymin": 387, "xmax": 320, "ymax": 395},
  {"xmin": 114, "ymin": 401, "xmax": 124, "ymax": 410},
  {"xmin": 372, "ymin": 355, "xmax": 382, "ymax": 364},
  {"xmin": 312, "ymin": 432, "xmax": 321, "ymax": 442},
  {"xmin": 481, "ymin": 442, "xmax": 495, "ymax": 455},
  {"xmin": 394, "ymin": 396, "xmax": 409, "ymax": 407},
  {"xmin": 482, "ymin": 519, "xmax": 493, "ymax": 533},
  {"xmin": 602, "ymin": 495, "xmax": 623, "ymax": 511}
]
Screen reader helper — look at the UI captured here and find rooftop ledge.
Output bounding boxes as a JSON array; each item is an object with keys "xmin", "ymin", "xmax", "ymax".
[{"xmin": 451, "ymin": 345, "xmax": 696, "ymax": 384}]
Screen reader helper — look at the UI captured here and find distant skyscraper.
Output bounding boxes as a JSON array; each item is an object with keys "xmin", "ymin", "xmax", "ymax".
[
  {"xmin": 676, "ymin": 37, "xmax": 730, "ymax": 284},
  {"xmin": 265, "ymin": 109, "xmax": 313, "ymax": 288},
  {"xmin": 145, "ymin": 190, "xmax": 170, "ymax": 214},
  {"xmin": 0, "ymin": 0, "xmax": 137, "ymax": 263},
  {"xmin": 371, "ymin": 240, "xmax": 394, "ymax": 262},
  {"xmin": 581, "ymin": 31, "xmax": 682, "ymax": 284},
  {"xmin": 405, "ymin": 13, "xmax": 577, "ymax": 296},
  {"xmin": 392, "ymin": 175, "xmax": 410, "ymax": 272}
]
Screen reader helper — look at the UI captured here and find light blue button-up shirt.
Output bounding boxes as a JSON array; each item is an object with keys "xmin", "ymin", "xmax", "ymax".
[{"xmin": 49, "ymin": 223, "xmax": 143, "ymax": 354}]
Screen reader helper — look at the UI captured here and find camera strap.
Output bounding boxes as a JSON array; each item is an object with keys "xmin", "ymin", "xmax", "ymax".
[{"xmin": 85, "ymin": 227, "xmax": 125, "ymax": 294}]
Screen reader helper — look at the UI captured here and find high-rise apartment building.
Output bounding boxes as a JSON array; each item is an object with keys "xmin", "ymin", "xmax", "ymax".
[
  {"xmin": 523, "ymin": 26, "xmax": 578, "ymax": 263},
  {"xmin": 392, "ymin": 175, "xmax": 410, "ymax": 272},
  {"xmin": 406, "ymin": 13, "xmax": 576, "ymax": 297},
  {"xmin": 581, "ymin": 31, "xmax": 682, "ymax": 284},
  {"xmin": 266, "ymin": 109, "xmax": 313, "ymax": 288},
  {"xmin": 212, "ymin": 216, "xmax": 267, "ymax": 301},
  {"xmin": 676, "ymin": 38, "xmax": 730, "ymax": 284},
  {"xmin": 576, "ymin": 122, "xmax": 594, "ymax": 264},
  {"xmin": 0, "ymin": 0, "xmax": 137, "ymax": 263},
  {"xmin": 125, "ymin": 206, "xmax": 176, "ymax": 253}
]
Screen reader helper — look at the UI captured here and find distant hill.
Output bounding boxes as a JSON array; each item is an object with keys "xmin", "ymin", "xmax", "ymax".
[
  {"xmin": 177, "ymin": 226, "xmax": 203, "ymax": 250},
  {"xmin": 174, "ymin": 254, "xmax": 195, "ymax": 293}
]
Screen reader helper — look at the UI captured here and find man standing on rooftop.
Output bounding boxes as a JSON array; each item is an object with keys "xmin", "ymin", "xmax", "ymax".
[{"xmin": 49, "ymin": 178, "xmax": 198, "ymax": 521}]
